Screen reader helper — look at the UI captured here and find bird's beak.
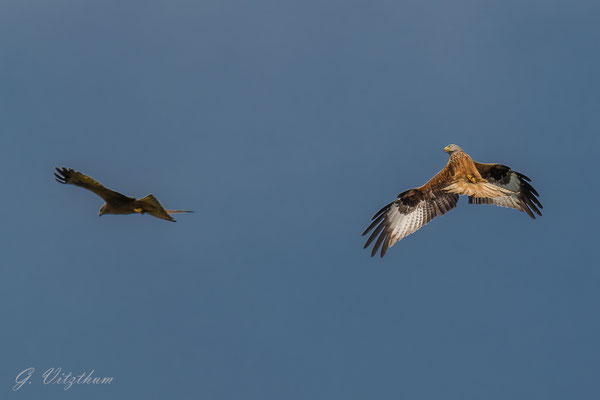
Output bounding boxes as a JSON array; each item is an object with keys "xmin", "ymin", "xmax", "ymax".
[{"xmin": 443, "ymin": 146, "xmax": 450, "ymax": 153}]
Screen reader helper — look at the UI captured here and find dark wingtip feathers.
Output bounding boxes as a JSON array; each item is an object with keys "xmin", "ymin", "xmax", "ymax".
[
  {"xmin": 516, "ymin": 172, "xmax": 532, "ymax": 182},
  {"xmin": 54, "ymin": 168, "xmax": 68, "ymax": 184}
]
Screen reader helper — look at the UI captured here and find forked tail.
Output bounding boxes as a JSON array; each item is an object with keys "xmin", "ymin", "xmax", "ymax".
[{"xmin": 166, "ymin": 209, "xmax": 194, "ymax": 215}]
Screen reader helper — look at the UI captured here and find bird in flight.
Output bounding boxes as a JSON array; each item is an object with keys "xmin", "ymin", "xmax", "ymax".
[
  {"xmin": 54, "ymin": 167, "xmax": 193, "ymax": 222},
  {"xmin": 362, "ymin": 144, "xmax": 542, "ymax": 257}
]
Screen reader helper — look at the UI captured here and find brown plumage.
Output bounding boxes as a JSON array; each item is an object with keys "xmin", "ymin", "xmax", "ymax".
[
  {"xmin": 54, "ymin": 167, "xmax": 193, "ymax": 222},
  {"xmin": 362, "ymin": 144, "xmax": 542, "ymax": 257}
]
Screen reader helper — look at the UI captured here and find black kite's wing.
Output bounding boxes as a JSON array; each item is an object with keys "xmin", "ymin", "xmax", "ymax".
[
  {"xmin": 54, "ymin": 167, "xmax": 133, "ymax": 203},
  {"xmin": 135, "ymin": 194, "xmax": 176, "ymax": 222}
]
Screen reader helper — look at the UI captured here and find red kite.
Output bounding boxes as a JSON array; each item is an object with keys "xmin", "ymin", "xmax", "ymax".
[{"xmin": 363, "ymin": 145, "xmax": 542, "ymax": 257}]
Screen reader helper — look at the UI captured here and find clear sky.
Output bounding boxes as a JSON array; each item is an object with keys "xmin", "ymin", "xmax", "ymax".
[{"xmin": 1, "ymin": 0, "xmax": 599, "ymax": 399}]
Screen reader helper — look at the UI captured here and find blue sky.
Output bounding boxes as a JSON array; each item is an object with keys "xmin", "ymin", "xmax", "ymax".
[{"xmin": 1, "ymin": 0, "xmax": 599, "ymax": 399}]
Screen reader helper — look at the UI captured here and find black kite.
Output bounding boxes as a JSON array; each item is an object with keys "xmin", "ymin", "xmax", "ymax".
[{"xmin": 54, "ymin": 167, "xmax": 193, "ymax": 222}]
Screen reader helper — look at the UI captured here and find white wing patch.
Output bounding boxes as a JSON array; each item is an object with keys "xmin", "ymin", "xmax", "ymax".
[
  {"xmin": 386, "ymin": 204, "xmax": 424, "ymax": 244},
  {"xmin": 501, "ymin": 172, "xmax": 522, "ymax": 192}
]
